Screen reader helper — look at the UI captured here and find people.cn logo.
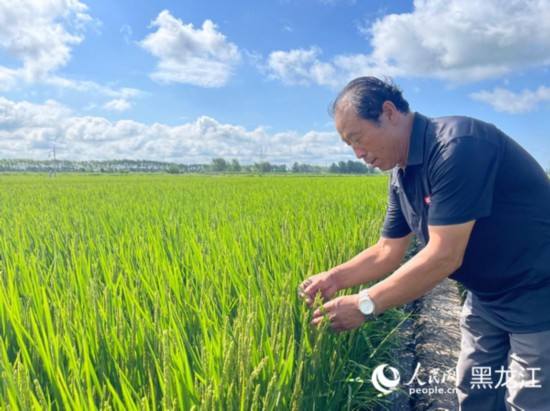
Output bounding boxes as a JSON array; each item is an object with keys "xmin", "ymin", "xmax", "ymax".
[{"xmin": 371, "ymin": 364, "xmax": 401, "ymax": 394}]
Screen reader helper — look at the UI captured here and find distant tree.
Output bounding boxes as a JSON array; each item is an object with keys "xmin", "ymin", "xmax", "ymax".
[
  {"xmin": 329, "ymin": 163, "xmax": 339, "ymax": 173},
  {"xmin": 253, "ymin": 162, "xmax": 272, "ymax": 173},
  {"xmin": 291, "ymin": 162, "xmax": 324, "ymax": 173},
  {"xmin": 347, "ymin": 160, "xmax": 369, "ymax": 174},
  {"xmin": 166, "ymin": 164, "xmax": 181, "ymax": 174},
  {"xmin": 211, "ymin": 157, "xmax": 229, "ymax": 172},
  {"xmin": 229, "ymin": 159, "xmax": 241, "ymax": 172},
  {"xmin": 328, "ymin": 160, "xmax": 373, "ymax": 174},
  {"xmin": 0, "ymin": 157, "xmax": 364, "ymax": 174},
  {"xmin": 337, "ymin": 161, "xmax": 348, "ymax": 173}
]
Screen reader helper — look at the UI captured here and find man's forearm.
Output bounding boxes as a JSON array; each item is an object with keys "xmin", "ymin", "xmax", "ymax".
[
  {"xmin": 330, "ymin": 235, "xmax": 411, "ymax": 291},
  {"xmin": 368, "ymin": 243, "xmax": 461, "ymax": 314},
  {"xmin": 368, "ymin": 222, "xmax": 473, "ymax": 314}
]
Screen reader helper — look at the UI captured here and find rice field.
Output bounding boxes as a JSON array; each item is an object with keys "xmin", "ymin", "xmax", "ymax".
[{"xmin": 0, "ymin": 174, "xmax": 407, "ymax": 410}]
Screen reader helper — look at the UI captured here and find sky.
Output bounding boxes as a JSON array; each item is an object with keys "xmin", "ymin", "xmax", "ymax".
[{"xmin": 1, "ymin": 0, "xmax": 550, "ymax": 168}]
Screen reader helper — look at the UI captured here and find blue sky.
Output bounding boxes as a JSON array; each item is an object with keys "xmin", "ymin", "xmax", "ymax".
[{"xmin": 1, "ymin": 0, "xmax": 549, "ymax": 168}]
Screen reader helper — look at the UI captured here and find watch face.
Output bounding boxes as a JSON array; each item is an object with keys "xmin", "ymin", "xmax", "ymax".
[{"xmin": 359, "ymin": 298, "xmax": 374, "ymax": 315}]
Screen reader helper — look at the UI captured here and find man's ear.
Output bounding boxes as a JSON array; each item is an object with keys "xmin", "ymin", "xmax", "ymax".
[{"xmin": 381, "ymin": 101, "xmax": 398, "ymax": 124}]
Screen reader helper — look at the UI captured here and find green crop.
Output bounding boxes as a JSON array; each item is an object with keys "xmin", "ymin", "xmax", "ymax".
[{"xmin": 0, "ymin": 174, "xmax": 408, "ymax": 410}]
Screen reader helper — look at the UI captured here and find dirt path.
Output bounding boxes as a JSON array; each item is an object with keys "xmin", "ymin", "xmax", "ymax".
[
  {"xmin": 408, "ymin": 278, "xmax": 463, "ymax": 410},
  {"xmin": 380, "ymin": 278, "xmax": 463, "ymax": 411}
]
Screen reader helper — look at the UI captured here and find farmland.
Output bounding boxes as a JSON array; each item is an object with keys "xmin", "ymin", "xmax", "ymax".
[{"xmin": 0, "ymin": 174, "xmax": 407, "ymax": 410}]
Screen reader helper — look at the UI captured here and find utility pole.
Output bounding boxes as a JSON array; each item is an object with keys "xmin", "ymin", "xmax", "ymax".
[{"xmin": 49, "ymin": 144, "xmax": 57, "ymax": 177}]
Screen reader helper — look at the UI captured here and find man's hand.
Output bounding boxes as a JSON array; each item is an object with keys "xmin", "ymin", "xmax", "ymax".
[
  {"xmin": 298, "ymin": 271, "xmax": 339, "ymax": 306},
  {"xmin": 311, "ymin": 294, "xmax": 366, "ymax": 332}
]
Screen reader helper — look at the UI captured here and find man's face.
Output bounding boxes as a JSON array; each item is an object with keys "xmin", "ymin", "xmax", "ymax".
[{"xmin": 334, "ymin": 106, "xmax": 400, "ymax": 171}]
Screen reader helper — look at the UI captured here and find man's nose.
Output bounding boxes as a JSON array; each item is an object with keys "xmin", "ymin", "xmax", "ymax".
[{"xmin": 352, "ymin": 146, "xmax": 366, "ymax": 159}]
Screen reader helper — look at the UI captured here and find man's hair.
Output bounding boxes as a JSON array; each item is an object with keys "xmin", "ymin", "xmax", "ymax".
[{"xmin": 331, "ymin": 77, "xmax": 410, "ymax": 123}]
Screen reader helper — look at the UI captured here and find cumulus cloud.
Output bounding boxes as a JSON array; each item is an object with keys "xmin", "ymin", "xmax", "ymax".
[
  {"xmin": 140, "ymin": 10, "xmax": 241, "ymax": 87},
  {"xmin": 368, "ymin": 0, "xmax": 550, "ymax": 82},
  {"xmin": 266, "ymin": 47, "xmax": 340, "ymax": 87},
  {"xmin": 103, "ymin": 99, "xmax": 132, "ymax": 112},
  {"xmin": 0, "ymin": 0, "xmax": 141, "ymax": 106},
  {"xmin": 0, "ymin": 97, "xmax": 70, "ymax": 154},
  {"xmin": 0, "ymin": 97, "xmax": 345, "ymax": 165},
  {"xmin": 266, "ymin": 48, "xmax": 393, "ymax": 87},
  {"xmin": 0, "ymin": 0, "xmax": 92, "ymax": 86},
  {"xmin": 0, "ymin": 98, "xmax": 69, "ymax": 128},
  {"xmin": 0, "ymin": 67, "xmax": 19, "ymax": 91},
  {"xmin": 266, "ymin": 0, "xmax": 550, "ymax": 86},
  {"xmin": 470, "ymin": 86, "xmax": 550, "ymax": 114}
]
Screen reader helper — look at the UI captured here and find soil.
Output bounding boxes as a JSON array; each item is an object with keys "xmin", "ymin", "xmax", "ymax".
[
  {"xmin": 378, "ymin": 277, "xmax": 463, "ymax": 411},
  {"xmin": 409, "ymin": 278, "xmax": 463, "ymax": 410}
]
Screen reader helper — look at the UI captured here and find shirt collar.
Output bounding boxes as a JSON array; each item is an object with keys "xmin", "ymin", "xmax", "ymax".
[{"xmin": 406, "ymin": 112, "xmax": 428, "ymax": 167}]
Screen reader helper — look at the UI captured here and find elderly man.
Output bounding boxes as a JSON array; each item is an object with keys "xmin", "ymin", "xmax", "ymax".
[{"xmin": 299, "ymin": 77, "xmax": 550, "ymax": 410}]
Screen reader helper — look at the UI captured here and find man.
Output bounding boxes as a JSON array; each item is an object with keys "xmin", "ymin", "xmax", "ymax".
[{"xmin": 299, "ymin": 77, "xmax": 550, "ymax": 410}]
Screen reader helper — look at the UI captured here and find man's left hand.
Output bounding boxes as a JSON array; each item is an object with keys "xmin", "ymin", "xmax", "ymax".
[{"xmin": 311, "ymin": 294, "xmax": 367, "ymax": 332}]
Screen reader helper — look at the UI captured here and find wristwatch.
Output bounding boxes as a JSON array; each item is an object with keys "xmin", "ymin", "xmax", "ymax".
[{"xmin": 358, "ymin": 289, "xmax": 377, "ymax": 321}]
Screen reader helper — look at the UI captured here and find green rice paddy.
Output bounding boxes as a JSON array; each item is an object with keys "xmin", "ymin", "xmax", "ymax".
[{"xmin": 0, "ymin": 174, "xmax": 406, "ymax": 410}]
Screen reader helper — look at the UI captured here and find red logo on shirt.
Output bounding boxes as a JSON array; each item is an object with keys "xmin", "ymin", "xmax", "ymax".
[{"xmin": 424, "ymin": 196, "xmax": 431, "ymax": 206}]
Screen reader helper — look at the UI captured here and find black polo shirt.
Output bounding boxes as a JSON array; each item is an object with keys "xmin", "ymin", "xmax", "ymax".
[{"xmin": 382, "ymin": 113, "xmax": 550, "ymax": 333}]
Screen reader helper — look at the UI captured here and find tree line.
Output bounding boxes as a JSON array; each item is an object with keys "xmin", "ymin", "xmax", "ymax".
[{"xmin": 0, "ymin": 158, "xmax": 380, "ymax": 175}]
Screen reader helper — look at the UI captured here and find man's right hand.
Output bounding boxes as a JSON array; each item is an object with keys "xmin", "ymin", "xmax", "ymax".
[{"xmin": 298, "ymin": 271, "xmax": 339, "ymax": 306}]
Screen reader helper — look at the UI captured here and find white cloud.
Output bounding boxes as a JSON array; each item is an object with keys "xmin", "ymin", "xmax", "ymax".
[
  {"xmin": 0, "ymin": 67, "xmax": 19, "ymax": 91},
  {"xmin": 266, "ymin": 47, "xmax": 339, "ymax": 87},
  {"xmin": 265, "ymin": 48, "xmax": 390, "ymax": 87},
  {"xmin": 0, "ymin": 97, "xmax": 70, "ymax": 129},
  {"xmin": 120, "ymin": 24, "xmax": 133, "ymax": 44},
  {"xmin": 0, "ymin": 0, "xmax": 92, "ymax": 86},
  {"xmin": 44, "ymin": 75, "xmax": 142, "ymax": 100},
  {"xmin": 0, "ymin": 1, "xmax": 140, "ymax": 107},
  {"xmin": 281, "ymin": 25, "xmax": 293, "ymax": 34},
  {"xmin": 266, "ymin": 0, "xmax": 550, "ymax": 86},
  {"xmin": 367, "ymin": 0, "xmax": 550, "ymax": 82},
  {"xmin": 470, "ymin": 86, "xmax": 550, "ymax": 114},
  {"xmin": 0, "ymin": 97, "xmax": 345, "ymax": 165},
  {"xmin": 103, "ymin": 99, "xmax": 132, "ymax": 112},
  {"xmin": 140, "ymin": 10, "xmax": 241, "ymax": 87},
  {"xmin": 0, "ymin": 97, "xmax": 70, "ymax": 154}
]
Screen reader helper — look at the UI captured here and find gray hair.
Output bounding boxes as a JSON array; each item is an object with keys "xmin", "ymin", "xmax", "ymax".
[{"xmin": 331, "ymin": 77, "xmax": 410, "ymax": 123}]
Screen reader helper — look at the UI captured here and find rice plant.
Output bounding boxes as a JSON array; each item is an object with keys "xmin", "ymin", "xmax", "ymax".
[{"xmin": 0, "ymin": 174, "xmax": 407, "ymax": 410}]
